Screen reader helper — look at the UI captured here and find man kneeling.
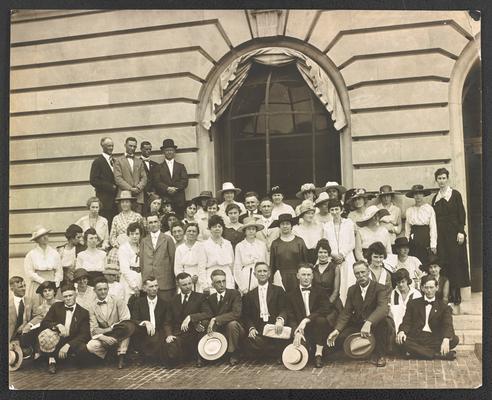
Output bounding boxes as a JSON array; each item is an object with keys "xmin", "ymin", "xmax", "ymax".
[{"xmin": 396, "ymin": 275, "xmax": 459, "ymax": 360}]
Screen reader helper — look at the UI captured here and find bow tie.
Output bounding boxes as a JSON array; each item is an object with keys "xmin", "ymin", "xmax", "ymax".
[
  {"xmin": 65, "ymin": 307, "xmax": 74, "ymax": 312},
  {"xmin": 141, "ymin": 157, "xmax": 150, "ymax": 161},
  {"xmin": 425, "ymin": 300, "xmax": 435, "ymax": 306},
  {"xmin": 301, "ymin": 287, "xmax": 311, "ymax": 291},
  {"xmin": 97, "ymin": 300, "xmax": 107, "ymax": 305},
  {"xmin": 126, "ymin": 154, "xmax": 134, "ymax": 159}
]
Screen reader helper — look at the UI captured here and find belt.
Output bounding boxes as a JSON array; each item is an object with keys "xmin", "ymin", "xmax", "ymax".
[{"xmin": 130, "ymin": 266, "xmax": 141, "ymax": 273}]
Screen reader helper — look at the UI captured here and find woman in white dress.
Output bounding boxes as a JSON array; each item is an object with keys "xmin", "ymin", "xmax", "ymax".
[
  {"xmin": 75, "ymin": 228, "xmax": 107, "ymax": 284},
  {"xmin": 117, "ymin": 222, "xmax": 143, "ymax": 304},
  {"xmin": 323, "ymin": 200, "xmax": 356, "ymax": 306},
  {"xmin": 376, "ymin": 185, "xmax": 403, "ymax": 247},
  {"xmin": 24, "ymin": 226, "xmax": 63, "ymax": 305},
  {"xmin": 202, "ymin": 215, "xmax": 235, "ymax": 292},
  {"xmin": 233, "ymin": 218, "xmax": 267, "ymax": 294},
  {"xmin": 293, "ymin": 200, "xmax": 323, "ymax": 264},
  {"xmin": 75, "ymin": 196, "xmax": 110, "ymax": 250},
  {"xmin": 385, "ymin": 237, "xmax": 423, "ymax": 289},
  {"xmin": 73, "ymin": 268, "xmax": 96, "ymax": 310},
  {"xmin": 355, "ymin": 205, "xmax": 393, "ymax": 261},
  {"xmin": 389, "ymin": 268, "xmax": 422, "ymax": 331},
  {"xmin": 367, "ymin": 242, "xmax": 393, "ymax": 291},
  {"xmin": 174, "ymin": 223, "xmax": 207, "ymax": 293}
]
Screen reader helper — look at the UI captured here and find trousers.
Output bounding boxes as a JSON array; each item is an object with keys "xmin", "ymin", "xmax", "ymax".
[{"xmin": 403, "ymin": 331, "xmax": 459, "ymax": 359}]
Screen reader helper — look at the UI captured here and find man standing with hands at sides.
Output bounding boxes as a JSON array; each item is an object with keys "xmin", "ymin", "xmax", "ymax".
[
  {"xmin": 286, "ymin": 263, "xmax": 331, "ymax": 368},
  {"xmin": 140, "ymin": 213, "xmax": 176, "ymax": 302},
  {"xmin": 256, "ymin": 197, "xmax": 280, "ymax": 258},
  {"xmin": 114, "ymin": 137, "xmax": 147, "ymax": 214},
  {"xmin": 242, "ymin": 262, "xmax": 288, "ymax": 360},
  {"xmin": 163, "ymin": 273, "xmax": 210, "ymax": 368},
  {"xmin": 327, "ymin": 260, "xmax": 390, "ymax": 367},
  {"xmin": 204, "ymin": 270, "xmax": 245, "ymax": 366},
  {"xmin": 39, "ymin": 282, "xmax": 91, "ymax": 374},
  {"xmin": 396, "ymin": 275, "xmax": 459, "ymax": 360},
  {"xmin": 152, "ymin": 138, "xmax": 189, "ymax": 218},
  {"xmin": 140, "ymin": 141, "xmax": 158, "ymax": 216},
  {"xmin": 90, "ymin": 137, "xmax": 117, "ymax": 227},
  {"xmin": 130, "ymin": 277, "xmax": 167, "ymax": 362}
]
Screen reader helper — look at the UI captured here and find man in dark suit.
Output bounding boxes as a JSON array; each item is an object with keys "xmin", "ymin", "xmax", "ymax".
[
  {"xmin": 239, "ymin": 191, "xmax": 261, "ymax": 223},
  {"xmin": 163, "ymin": 273, "xmax": 210, "ymax": 367},
  {"xmin": 113, "ymin": 137, "xmax": 147, "ymax": 214},
  {"xmin": 140, "ymin": 141, "xmax": 159, "ymax": 216},
  {"xmin": 140, "ymin": 213, "xmax": 176, "ymax": 301},
  {"xmin": 397, "ymin": 275, "xmax": 459, "ymax": 360},
  {"xmin": 286, "ymin": 263, "xmax": 331, "ymax": 368},
  {"xmin": 242, "ymin": 262, "xmax": 288, "ymax": 359},
  {"xmin": 39, "ymin": 282, "xmax": 91, "ymax": 374},
  {"xmin": 204, "ymin": 269, "xmax": 245, "ymax": 366},
  {"xmin": 151, "ymin": 138, "xmax": 188, "ymax": 218},
  {"xmin": 89, "ymin": 137, "xmax": 118, "ymax": 227},
  {"xmin": 130, "ymin": 276, "xmax": 167, "ymax": 362},
  {"xmin": 327, "ymin": 260, "xmax": 390, "ymax": 367}
]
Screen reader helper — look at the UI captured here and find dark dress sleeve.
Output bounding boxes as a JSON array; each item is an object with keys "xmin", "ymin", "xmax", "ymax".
[{"xmin": 454, "ymin": 190, "xmax": 466, "ymax": 234}]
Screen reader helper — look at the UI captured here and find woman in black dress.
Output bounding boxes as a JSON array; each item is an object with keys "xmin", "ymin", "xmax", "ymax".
[{"xmin": 432, "ymin": 168, "xmax": 470, "ymax": 306}]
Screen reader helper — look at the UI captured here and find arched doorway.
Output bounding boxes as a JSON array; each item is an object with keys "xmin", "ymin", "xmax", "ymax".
[
  {"xmin": 215, "ymin": 62, "xmax": 341, "ymax": 200},
  {"xmin": 462, "ymin": 60, "xmax": 482, "ymax": 292}
]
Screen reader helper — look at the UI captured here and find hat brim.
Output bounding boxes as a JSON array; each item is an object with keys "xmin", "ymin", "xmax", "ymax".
[
  {"xmin": 282, "ymin": 344, "xmax": 309, "ymax": 371},
  {"xmin": 315, "ymin": 185, "xmax": 347, "ymax": 195},
  {"xmin": 115, "ymin": 195, "xmax": 136, "ymax": 201},
  {"xmin": 405, "ymin": 189, "xmax": 432, "ymax": 198},
  {"xmin": 343, "ymin": 333, "xmax": 376, "ymax": 359},
  {"xmin": 356, "ymin": 208, "xmax": 391, "ymax": 227},
  {"xmin": 298, "ymin": 208, "xmax": 317, "ymax": 218},
  {"xmin": 160, "ymin": 145, "xmax": 178, "ymax": 150},
  {"xmin": 296, "ymin": 189, "xmax": 316, "ymax": 199},
  {"xmin": 36, "ymin": 282, "xmax": 58, "ymax": 295},
  {"xmin": 9, "ymin": 342, "xmax": 23, "ymax": 371},
  {"xmin": 30, "ymin": 228, "xmax": 52, "ymax": 241},
  {"xmin": 198, "ymin": 332, "xmax": 228, "ymax": 361},
  {"xmin": 192, "ymin": 195, "xmax": 213, "ymax": 203},
  {"xmin": 38, "ymin": 329, "xmax": 61, "ymax": 353},
  {"xmin": 217, "ymin": 188, "xmax": 242, "ymax": 197},
  {"xmin": 348, "ymin": 193, "xmax": 376, "ymax": 204},
  {"xmin": 238, "ymin": 223, "xmax": 264, "ymax": 232},
  {"xmin": 377, "ymin": 191, "xmax": 401, "ymax": 197},
  {"xmin": 268, "ymin": 217, "xmax": 299, "ymax": 229}
]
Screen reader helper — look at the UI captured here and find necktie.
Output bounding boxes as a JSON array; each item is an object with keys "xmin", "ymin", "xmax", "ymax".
[
  {"xmin": 109, "ymin": 156, "xmax": 114, "ymax": 167},
  {"xmin": 126, "ymin": 154, "xmax": 134, "ymax": 159},
  {"xmin": 65, "ymin": 307, "xmax": 74, "ymax": 312},
  {"xmin": 97, "ymin": 300, "xmax": 107, "ymax": 305},
  {"xmin": 425, "ymin": 301, "xmax": 435, "ymax": 306},
  {"xmin": 218, "ymin": 294, "xmax": 223, "ymax": 307},
  {"xmin": 301, "ymin": 287, "xmax": 311, "ymax": 291},
  {"xmin": 182, "ymin": 294, "xmax": 189, "ymax": 306},
  {"xmin": 16, "ymin": 299, "xmax": 25, "ymax": 330}
]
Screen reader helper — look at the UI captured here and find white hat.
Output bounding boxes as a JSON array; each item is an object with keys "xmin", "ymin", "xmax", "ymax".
[
  {"xmin": 237, "ymin": 217, "xmax": 264, "ymax": 232},
  {"xmin": 217, "ymin": 182, "xmax": 242, "ymax": 197},
  {"xmin": 316, "ymin": 181, "xmax": 347, "ymax": 195},
  {"xmin": 197, "ymin": 332, "xmax": 228, "ymax": 361},
  {"xmin": 282, "ymin": 343, "xmax": 309, "ymax": 371},
  {"xmin": 296, "ymin": 183, "xmax": 316, "ymax": 199},
  {"xmin": 30, "ymin": 225, "xmax": 52, "ymax": 241},
  {"xmin": 356, "ymin": 205, "xmax": 390, "ymax": 227},
  {"xmin": 9, "ymin": 342, "xmax": 23, "ymax": 371},
  {"xmin": 314, "ymin": 191, "xmax": 330, "ymax": 206},
  {"xmin": 297, "ymin": 200, "xmax": 316, "ymax": 218}
]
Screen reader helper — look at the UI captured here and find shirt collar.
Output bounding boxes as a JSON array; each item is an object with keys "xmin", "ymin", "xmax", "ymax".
[
  {"xmin": 140, "ymin": 155, "xmax": 150, "ymax": 161},
  {"xmin": 102, "ymin": 153, "xmax": 111, "ymax": 161},
  {"xmin": 98, "ymin": 296, "xmax": 108, "ymax": 303},
  {"xmin": 13, "ymin": 296, "xmax": 24, "ymax": 305},
  {"xmin": 299, "ymin": 285, "xmax": 311, "ymax": 291},
  {"xmin": 217, "ymin": 290, "xmax": 225, "ymax": 299},
  {"xmin": 166, "ymin": 158, "xmax": 174, "ymax": 164},
  {"xmin": 425, "ymin": 296, "xmax": 436, "ymax": 302},
  {"xmin": 436, "ymin": 186, "xmax": 452, "ymax": 202},
  {"xmin": 147, "ymin": 296, "xmax": 157, "ymax": 304},
  {"xmin": 258, "ymin": 282, "xmax": 269, "ymax": 290}
]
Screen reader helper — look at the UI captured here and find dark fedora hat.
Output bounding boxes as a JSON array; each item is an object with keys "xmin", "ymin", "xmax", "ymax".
[
  {"xmin": 394, "ymin": 237, "xmax": 411, "ymax": 249},
  {"xmin": 268, "ymin": 185, "xmax": 284, "ymax": 196},
  {"xmin": 377, "ymin": 185, "xmax": 401, "ymax": 197},
  {"xmin": 268, "ymin": 213, "xmax": 299, "ymax": 229},
  {"xmin": 192, "ymin": 191, "xmax": 213, "ymax": 203},
  {"xmin": 405, "ymin": 184, "xmax": 432, "ymax": 198},
  {"xmin": 160, "ymin": 138, "xmax": 178, "ymax": 150},
  {"xmin": 36, "ymin": 281, "xmax": 57, "ymax": 296}
]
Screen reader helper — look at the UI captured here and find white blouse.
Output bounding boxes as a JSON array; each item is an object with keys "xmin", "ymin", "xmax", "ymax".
[
  {"xmin": 405, "ymin": 204, "xmax": 437, "ymax": 248},
  {"xmin": 389, "ymin": 287, "xmax": 422, "ymax": 330},
  {"xmin": 75, "ymin": 249, "xmax": 107, "ymax": 272},
  {"xmin": 324, "ymin": 218, "xmax": 356, "ymax": 258},
  {"xmin": 175, "ymin": 241, "xmax": 207, "ymax": 286},
  {"xmin": 377, "ymin": 203, "xmax": 402, "ymax": 244},
  {"xmin": 359, "ymin": 226, "xmax": 393, "ymax": 254},
  {"xmin": 118, "ymin": 241, "xmax": 141, "ymax": 292},
  {"xmin": 76, "ymin": 286, "xmax": 96, "ymax": 311},
  {"xmin": 385, "ymin": 254, "xmax": 423, "ymax": 288},
  {"xmin": 203, "ymin": 237, "xmax": 235, "ymax": 289},
  {"xmin": 24, "ymin": 245, "xmax": 63, "ymax": 285},
  {"xmin": 75, "ymin": 215, "xmax": 110, "ymax": 249},
  {"xmin": 233, "ymin": 238, "xmax": 268, "ymax": 292},
  {"xmin": 292, "ymin": 222, "xmax": 324, "ymax": 249}
]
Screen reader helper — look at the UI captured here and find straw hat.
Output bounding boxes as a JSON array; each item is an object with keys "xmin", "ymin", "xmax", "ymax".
[
  {"xmin": 282, "ymin": 343, "xmax": 309, "ymax": 370},
  {"xmin": 296, "ymin": 183, "xmax": 316, "ymax": 199},
  {"xmin": 237, "ymin": 217, "xmax": 264, "ymax": 232},
  {"xmin": 297, "ymin": 200, "xmax": 316, "ymax": 218},
  {"xmin": 343, "ymin": 333, "xmax": 376, "ymax": 359},
  {"xmin": 197, "ymin": 332, "xmax": 228, "ymax": 361},
  {"xmin": 405, "ymin": 184, "xmax": 432, "ymax": 198},
  {"xmin": 73, "ymin": 268, "xmax": 89, "ymax": 282},
  {"xmin": 347, "ymin": 188, "xmax": 375, "ymax": 204},
  {"xmin": 217, "ymin": 182, "xmax": 241, "ymax": 197},
  {"xmin": 314, "ymin": 191, "xmax": 330, "ymax": 206},
  {"xmin": 103, "ymin": 264, "xmax": 121, "ymax": 276},
  {"xmin": 315, "ymin": 181, "xmax": 347, "ymax": 195},
  {"xmin": 115, "ymin": 190, "xmax": 136, "ymax": 201},
  {"xmin": 356, "ymin": 205, "xmax": 390, "ymax": 227},
  {"xmin": 30, "ymin": 225, "xmax": 51, "ymax": 241},
  {"xmin": 268, "ymin": 213, "xmax": 299, "ymax": 229},
  {"xmin": 377, "ymin": 184, "xmax": 400, "ymax": 198},
  {"xmin": 38, "ymin": 328, "xmax": 61, "ymax": 353},
  {"xmin": 9, "ymin": 342, "xmax": 23, "ymax": 371}
]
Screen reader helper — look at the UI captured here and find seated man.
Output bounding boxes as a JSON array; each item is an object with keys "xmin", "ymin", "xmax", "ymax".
[
  {"xmin": 130, "ymin": 277, "xmax": 167, "ymax": 362},
  {"xmin": 286, "ymin": 263, "xmax": 331, "ymax": 368},
  {"xmin": 86, "ymin": 277, "xmax": 135, "ymax": 369},
  {"xmin": 204, "ymin": 269, "xmax": 245, "ymax": 366},
  {"xmin": 327, "ymin": 260, "xmax": 390, "ymax": 367},
  {"xmin": 39, "ymin": 282, "xmax": 91, "ymax": 374},
  {"xmin": 396, "ymin": 275, "xmax": 459, "ymax": 360},
  {"xmin": 8, "ymin": 276, "xmax": 36, "ymax": 357},
  {"xmin": 242, "ymin": 262, "xmax": 288, "ymax": 360},
  {"xmin": 163, "ymin": 273, "xmax": 210, "ymax": 367}
]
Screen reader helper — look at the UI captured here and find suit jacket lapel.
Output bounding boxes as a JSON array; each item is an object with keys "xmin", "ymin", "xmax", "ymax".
[
  {"xmin": 155, "ymin": 233, "xmax": 165, "ymax": 251},
  {"xmin": 265, "ymin": 286, "xmax": 272, "ymax": 309}
]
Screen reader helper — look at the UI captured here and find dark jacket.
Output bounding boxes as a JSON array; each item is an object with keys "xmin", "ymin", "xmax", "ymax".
[
  {"xmin": 204, "ymin": 289, "xmax": 242, "ymax": 327},
  {"xmin": 242, "ymin": 284, "xmax": 287, "ymax": 332},
  {"xmin": 335, "ymin": 280, "xmax": 389, "ymax": 331},
  {"xmin": 163, "ymin": 292, "xmax": 210, "ymax": 336},
  {"xmin": 399, "ymin": 297, "xmax": 455, "ymax": 339},
  {"xmin": 151, "ymin": 160, "xmax": 189, "ymax": 208},
  {"xmin": 89, "ymin": 155, "xmax": 117, "ymax": 211},
  {"xmin": 141, "ymin": 158, "xmax": 159, "ymax": 195},
  {"xmin": 286, "ymin": 285, "xmax": 331, "ymax": 328},
  {"xmin": 40, "ymin": 302, "xmax": 91, "ymax": 353},
  {"xmin": 130, "ymin": 296, "xmax": 168, "ymax": 333}
]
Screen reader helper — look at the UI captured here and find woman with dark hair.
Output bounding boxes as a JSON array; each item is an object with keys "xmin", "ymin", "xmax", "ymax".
[
  {"xmin": 223, "ymin": 203, "xmax": 245, "ymax": 249},
  {"xmin": 347, "ymin": 188, "xmax": 375, "ymax": 223},
  {"xmin": 162, "ymin": 211, "xmax": 179, "ymax": 234},
  {"xmin": 75, "ymin": 228, "xmax": 107, "ymax": 284},
  {"xmin": 170, "ymin": 221, "xmax": 185, "ymax": 247},
  {"xmin": 57, "ymin": 224, "xmax": 85, "ymax": 282},
  {"xmin": 431, "ymin": 167, "xmax": 470, "ymax": 308},
  {"xmin": 312, "ymin": 239, "xmax": 340, "ymax": 305},
  {"xmin": 118, "ymin": 222, "xmax": 143, "ymax": 303},
  {"xmin": 202, "ymin": 215, "xmax": 235, "ymax": 292},
  {"xmin": 75, "ymin": 196, "xmax": 110, "ymax": 250},
  {"xmin": 198, "ymin": 198, "xmax": 219, "ymax": 241},
  {"xmin": 366, "ymin": 241, "xmax": 392, "ymax": 290},
  {"xmin": 389, "ymin": 269, "xmax": 422, "ymax": 331},
  {"xmin": 182, "ymin": 200, "xmax": 198, "ymax": 224},
  {"xmin": 423, "ymin": 254, "xmax": 450, "ymax": 304}
]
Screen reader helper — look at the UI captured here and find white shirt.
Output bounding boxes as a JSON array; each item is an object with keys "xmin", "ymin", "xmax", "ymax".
[
  {"xmin": 140, "ymin": 156, "xmax": 150, "ymax": 171},
  {"xmin": 360, "ymin": 284, "xmax": 369, "ymax": 300},
  {"xmin": 151, "ymin": 231, "xmax": 160, "ymax": 249},
  {"xmin": 216, "ymin": 292, "xmax": 225, "ymax": 303},
  {"xmin": 300, "ymin": 286, "xmax": 311, "ymax": 316},
  {"xmin": 147, "ymin": 297, "xmax": 157, "ymax": 328},
  {"xmin": 125, "ymin": 153, "xmax": 134, "ymax": 171},
  {"xmin": 405, "ymin": 204, "xmax": 437, "ymax": 248},
  {"xmin": 13, "ymin": 296, "xmax": 25, "ymax": 316},
  {"xmin": 423, "ymin": 297, "xmax": 435, "ymax": 333},
  {"xmin": 96, "ymin": 296, "xmax": 109, "ymax": 320},
  {"xmin": 64, "ymin": 304, "xmax": 76, "ymax": 332},
  {"xmin": 434, "ymin": 186, "xmax": 453, "ymax": 202},
  {"xmin": 181, "ymin": 293, "xmax": 189, "ymax": 304},
  {"xmin": 258, "ymin": 282, "xmax": 270, "ymax": 322},
  {"xmin": 102, "ymin": 152, "xmax": 113, "ymax": 171},
  {"xmin": 165, "ymin": 158, "xmax": 174, "ymax": 178}
]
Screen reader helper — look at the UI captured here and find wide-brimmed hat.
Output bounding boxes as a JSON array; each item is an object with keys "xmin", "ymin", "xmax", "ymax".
[
  {"xmin": 268, "ymin": 213, "xmax": 299, "ymax": 229},
  {"xmin": 38, "ymin": 328, "xmax": 61, "ymax": 353},
  {"xmin": 314, "ymin": 192, "xmax": 330, "ymax": 206},
  {"xmin": 262, "ymin": 324, "xmax": 292, "ymax": 340},
  {"xmin": 115, "ymin": 190, "xmax": 136, "ymax": 201},
  {"xmin": 356, "ymin": 205, "xmax": 390, "ymax": 227},
  {"xmin": 377, "ymin": 185, "xmax": 401, "ymax": 198},
  {"xmin": 282, "ymin": 343, "xmax": 309, "ymax": 371},
  {"xmin": 36, "ymin": 281, "xmax": 57, "ymax": 296},
  {"xmin": 315, "ymin": 181, "xmax": 347, "ymax": 195},
  {"xmin": 343, "ymin": 333, "xmax": 376, "ymax": 359},
  {"xmin": 30, "ymin": 225, "xmax": 51, "ymax": 241},
  {"xmin": 192, "ymin": 191, "xmax": 213, "ymax": 203},
  {"xmin": 394, "ymin": 237, "xmax": 411, "ymax": 249},
  {"xmin": 198, "ymin": 332, "xmax": 228, "ymax": 361},
  {"xmin": 296, "ymin": 183, "xmax": 316, "ymax": 199},
  {"xmin": 237, "ymin": 217, "xmax": 264, "ymax": 232},
  {"xmin": 73, "ymin": 268, "xmax": 89, "ymax": 282},
  {"xmin": 347, "ymin": 188, "xmax": 375, "ymax": 204},
  {"xmin": 160, "ymin": 138, "xmax": 178, "ymax": 150},
  {"xmin": 103, "ymin": 264, "xmax": 120, "ymax": 276},
  {"xmin": 217, "ymin": 182, "xmax": 241, "ymax": 197},
  {"xmin": 405, "ymin": 184, "xmax": 432, "ymax": 198},
  {"xmin": 269, "ymin": 185, "xmax": 284, "ymax": 196},
  {"xmin": 9, "ymin": 342, "xmax": 23, "ymax": 371},
  {"xmin": 297, "ymin": 200, "xmax": 316, "ymax": 218}
]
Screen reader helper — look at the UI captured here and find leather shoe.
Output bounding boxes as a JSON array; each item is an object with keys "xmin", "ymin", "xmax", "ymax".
[
  {"xmin": 229, "ymin": 353, "xmax": 239, "ymax": 366},
  {"xmin": 434, "ymin": 351, "xmax": 456, "ymax": 361},
  {"xmin": 48, "ymin": 362, "xmax": 57, "ymax": 374},
  {"xmin": 370, "ymin": 355, "xmax": 386, "ymax": 367},
  {"xmin": 196, "ymin": 357, "xmax": 204, "ymax": 368},
  {"xmin": 314, "ymin": 355, "xmax": 323, "ymax": 368},
  {"xmin": 117, "ymin": 354, "xmax": 125, "ymax": 369}
]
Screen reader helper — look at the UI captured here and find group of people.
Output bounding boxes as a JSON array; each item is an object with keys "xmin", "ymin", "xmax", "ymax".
[{"xmin": 9, "ymin": 135, "xmax": 470, "ymax": 374}]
